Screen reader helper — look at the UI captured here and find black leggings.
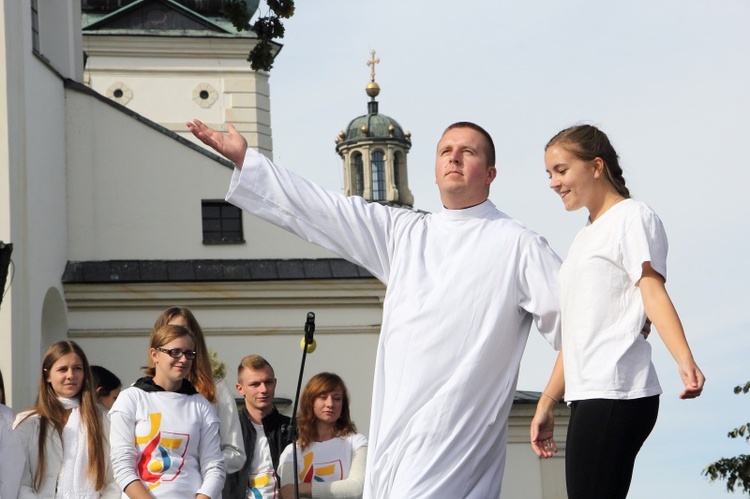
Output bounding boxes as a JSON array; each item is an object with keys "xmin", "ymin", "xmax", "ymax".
[{"xmin": 565, "ymin": 396, "xmax": 659, "ymax": 499}]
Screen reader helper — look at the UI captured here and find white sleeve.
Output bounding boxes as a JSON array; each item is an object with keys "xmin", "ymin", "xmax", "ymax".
[
  {"xmin": 108, "ymin": 390, "xmax": 142, "ymax": 491},
  {"xmin": 226, "ymin": 148, "xmax": 417, "ymax": 284},
  {"xmin": 518, "ymin": 234, "xmax": 563, "ymax": 350},
  {"xmin": 97, "ymin": 408, "xmax": 122, "ymax": 499},
  {"xmin": 622, "ymin": 206, "xmax": 668, "ymax": 284},
  {"xmin": 0, "ymin": 418, "xmax": 23, "ymax": 499},
  {"xmin": 278, "ymin": 443, "xmax": 295, "ymax": 487},
  {"xmin": 195, "ymin": 411, "xmax": 226, "ymax": 499},
  {"xmin": 214, "ymin": 380, "xmax": 246, "ymax": 474},
  {"xmin": 310, "ymin": 446, "xmax": 367, "ymax": 499},
  {"xmin": 14, "ymin": 413, "xmax": 41, "ymax": 499}
]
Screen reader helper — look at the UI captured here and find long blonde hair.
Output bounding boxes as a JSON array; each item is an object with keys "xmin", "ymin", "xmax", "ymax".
[
  {"xmin": 152, "ymin": 306, "xmax": 216, "ymax": 403},
  {"xmin": 20, "ymin": 341, "xmax": 107, "ymax": 491}
]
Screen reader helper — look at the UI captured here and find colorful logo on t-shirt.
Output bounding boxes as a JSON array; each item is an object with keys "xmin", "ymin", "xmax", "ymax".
[
  {"xmin": 299, "ymin": 451, "xmax": 343, "ymax": 483},
  {"xmin": 135, "ymin": 412, "xmax": 190, "ymax": 490},
  {"xmin": 248, "ymin": 470, "xmax": 277, "ymax": 499}
]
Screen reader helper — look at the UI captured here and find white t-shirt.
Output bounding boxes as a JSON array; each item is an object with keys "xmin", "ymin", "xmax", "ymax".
[
  {"xmin": 560, "ymin": 199, "xmax": 666, "ymax": 401},
  {"xmin": 279, "ymin": 434, "xmax": 368, "ymax": 484},
  {"xmin": 226, "ymin": 149, "xmax": 562, "ymax": 498},
  {"xmin": 247, "ymin": 422, "xmax": 277, "ymax": 499},
  {"xmin": 109, "ymin": 384, "xmax": 225, "ymax": 498}
]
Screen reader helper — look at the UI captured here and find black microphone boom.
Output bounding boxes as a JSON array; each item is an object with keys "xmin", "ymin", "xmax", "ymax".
[{"xmin": 291, "ymin": 311, "xmax": 316, "ymax": 499}]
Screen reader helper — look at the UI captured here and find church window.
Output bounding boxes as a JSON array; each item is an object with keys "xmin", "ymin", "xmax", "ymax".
[
  {"xmin": 372, "ymin": 151, "xmax": 385, "ymax": 201},
  {"xmin": 353, "ymin": 153, "xmax": 364, "ymax": 196},
  {"xmin": 192, "ymin": 83, "xmax": 218, "ymax": 108},
  {"xmin": 202, "ymin": 201, "xmax": 244, "ymax": 244}
]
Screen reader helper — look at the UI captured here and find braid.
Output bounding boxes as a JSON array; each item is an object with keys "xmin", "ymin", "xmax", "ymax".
[{"xmin": 546, "ymin": 124, "xmax": 630, "ymax": 198}]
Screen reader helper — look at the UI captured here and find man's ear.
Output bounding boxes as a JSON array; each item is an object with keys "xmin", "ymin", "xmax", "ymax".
[{"xmin": 486, "ymin": 166, "xmax": 498, "ymax": 184}]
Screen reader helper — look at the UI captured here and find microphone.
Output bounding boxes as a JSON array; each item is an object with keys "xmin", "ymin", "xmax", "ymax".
[
  {"xmin": 301, "ymin": 312, "xmax": 317, "ymax": 353},
  {"xmin": 292, "ymin": 312, "xmax": 316, "ymax": 499}
]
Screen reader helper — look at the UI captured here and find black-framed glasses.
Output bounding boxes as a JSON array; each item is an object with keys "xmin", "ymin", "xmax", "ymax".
[{"xmin": 155, "ymin": 347, "xmax": 197, "ymax": 360}]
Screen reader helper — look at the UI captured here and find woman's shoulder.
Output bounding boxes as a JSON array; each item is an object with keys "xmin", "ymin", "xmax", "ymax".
[
  {"xmin": 12, "ymin": 409, "xmax": 40, "ymax": 430},
  {"xmin": 345, "ymin": 432, "xmax": 368, "ymax": 450},
  {"xmin": 109, "ymin": 384, "xmax": 151, "ymax": 414},
  {"xmin": 618, "ymin": 199, "xmax": 666, "ymax": 234},
  {"xmin": 619, "ymin": 198, "xmax": 660, "ymax": 219}
]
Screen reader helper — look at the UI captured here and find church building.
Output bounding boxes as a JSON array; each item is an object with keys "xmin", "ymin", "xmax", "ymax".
[{"xmin": 0, "ymin": 2, "xmax": 567, "ymax": 496}]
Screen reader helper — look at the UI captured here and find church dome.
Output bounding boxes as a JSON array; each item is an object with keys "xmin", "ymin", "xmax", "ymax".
[{"xmin": 341, "ymin": 112, "xmax": 409, "ymax": 144}]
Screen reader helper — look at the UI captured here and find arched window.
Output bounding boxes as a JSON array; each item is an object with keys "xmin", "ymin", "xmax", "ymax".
[
  {"xmin": 353, "ymin": 153, "xmax": 364, "ymax": 196},
  {"xmin": 371, "ymin": 151, "xmax": 385, "ymax": 201}
]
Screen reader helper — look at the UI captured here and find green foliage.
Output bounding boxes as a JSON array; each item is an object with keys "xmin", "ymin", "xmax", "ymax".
[
  {"xmin": 209, "ymin": 349, "xmax": 227, "ymax": 381},
  {"xmin": 267, "ymin": 0, "xmax": 295, "ymax": 18},
  {"xmin": 222, "ymin": 0, "xmax": 296, "ymax": 72},
  {"xmin": 704, "ymin": 382, "xmax": 750, "ymax": 494},
  {"xmin": 223, "ymin": 0, "xmax": 252, "ymax": 31},
  {"xmin": 704, "ymin": 456, "xmax": 750, "ymax": 494}
]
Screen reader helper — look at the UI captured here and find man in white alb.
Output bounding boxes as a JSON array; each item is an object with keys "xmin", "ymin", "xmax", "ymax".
[
  {"xmin": 188, "ymin": 119, "xmax": 562, "ymax": 498},
  {"xmin": 223, "ymin": 355, "xmax": 292, "ymax": 499}
]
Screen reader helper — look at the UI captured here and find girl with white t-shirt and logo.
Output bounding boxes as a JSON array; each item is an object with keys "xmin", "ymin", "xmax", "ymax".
[
  {"xmin": 109, "ymin": 324, "xmax": 225, "ymax": 498},
  {"xmin": 279, "ymin": 373, "xmax": 367, "ymax": 499}
]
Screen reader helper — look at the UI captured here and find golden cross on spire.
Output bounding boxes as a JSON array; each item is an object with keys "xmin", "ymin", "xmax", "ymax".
[{"xmin": 367, "ymin": 50, "xmax": 380, "ymax": 82}]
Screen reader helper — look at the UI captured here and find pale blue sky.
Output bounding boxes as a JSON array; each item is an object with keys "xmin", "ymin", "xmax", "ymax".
[{"xmin": 264, "ymin": 1, "xmax": 750, "ymax": 497}]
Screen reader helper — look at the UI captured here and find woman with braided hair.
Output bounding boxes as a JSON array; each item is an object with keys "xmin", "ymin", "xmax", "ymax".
[{"xmin": 529, "ymin": 124, "xmax": 705, "ymax": 499}]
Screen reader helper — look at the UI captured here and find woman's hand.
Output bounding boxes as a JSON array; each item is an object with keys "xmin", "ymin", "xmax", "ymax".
[
  {"xmin": 530, "ymin": 402, "xmax": 558, "ymax": 458},
  {"xmin": 677, "ymin": 359, "xmax": 705, "ymax": 399}
]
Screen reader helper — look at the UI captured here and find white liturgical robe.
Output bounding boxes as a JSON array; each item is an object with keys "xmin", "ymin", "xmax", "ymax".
[{"xmin": 227, "ymin": 149, "xmax": 562, "ymax": 498}]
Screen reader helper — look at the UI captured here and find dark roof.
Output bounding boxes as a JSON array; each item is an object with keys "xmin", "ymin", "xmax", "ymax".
[
  {"xmin": 83, "ymin": 0, "xmax": 231, "ymax": 33},
  {"xmin": 62, "ymin": 259, "xmax": 374, "ymax": 283}
]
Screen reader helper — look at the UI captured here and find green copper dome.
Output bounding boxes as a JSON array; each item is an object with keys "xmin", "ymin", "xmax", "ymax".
[{"xmin": 342, "ymin": 112, "xmax": 408, "ymax": 143}]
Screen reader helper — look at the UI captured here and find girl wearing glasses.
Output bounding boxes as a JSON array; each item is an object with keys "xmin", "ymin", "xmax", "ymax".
[
  {"xmin": 152, "ymin": 306, "xmax": 245, "ymax": 475},
  {"xmin": 109, "ymin": 324, "xmax": 225, "ymax": 498},
  {"xmin": 14, "ymin": 341, "xmax": 119, "ymax": 498}
]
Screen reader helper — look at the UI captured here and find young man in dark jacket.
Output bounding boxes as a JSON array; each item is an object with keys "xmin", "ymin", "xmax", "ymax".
[{"xmin": 223, "ymin": 355, "xmax": 292, "ymax": 499}]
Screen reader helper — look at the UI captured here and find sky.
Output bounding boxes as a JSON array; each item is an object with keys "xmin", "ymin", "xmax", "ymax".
[{"xmin": 260, "ymin": 1, "xmax": 750, "ymax": 497}]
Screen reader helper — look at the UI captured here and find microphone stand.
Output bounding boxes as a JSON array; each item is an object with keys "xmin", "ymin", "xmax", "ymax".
[{"xmin": 291, "ymin": 312, "xmax": 315, "ymax": 499}]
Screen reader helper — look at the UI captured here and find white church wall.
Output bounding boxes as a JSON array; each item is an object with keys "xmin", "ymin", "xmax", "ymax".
[
  {"xmin": 83, "ymin": 35, "xmax": 274, "ymax": 157},
  {"xmin": 0, "ymin": 0, "xmax": 80, "ymax": 411},
  {"xmin": 65, "ymin": 87, "xmax": 333, "ymax": 261}
]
